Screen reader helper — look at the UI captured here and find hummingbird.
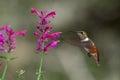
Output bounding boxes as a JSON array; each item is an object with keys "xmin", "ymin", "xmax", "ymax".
[{"xmin": 76, "ymin": 31, "xmax": 100, "ymax": 65}]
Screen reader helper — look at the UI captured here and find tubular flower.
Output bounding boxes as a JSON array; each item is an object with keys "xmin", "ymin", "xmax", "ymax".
[
  {"xmin": 36, "ymin": 38, "xmax": 42, "ymax": 51},
  {"xmin": 44, "ymin": 41, "xmax": 59, "ymax": 52},
  {"xmin": 0, "ymin": 32, "xmax": 6, "ymax": 51},
  {"xmin": 31, "ymin": 8, "xmax": 56, "ymax": 25},
  {"xmin": 32, "ymin": 8, "xmax": 61, "ymax": 53},
  {"xmin": 0, "ymin": 25, "xmax": 26, "ymax": 52},
  {"xmin": 0, "ymin": 62, "xmax": 2, "ymax": 67}
]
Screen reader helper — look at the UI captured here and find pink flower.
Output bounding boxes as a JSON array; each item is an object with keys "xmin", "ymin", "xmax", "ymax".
[
  {"xmin": 34, "ymin": 32, "xmax": 41, "ymax": 37},
  {"xmin": 0, "ymin": 25, "xmax": 26, "ymax": 52},
  {"xmin": 0, "ymin": 62, "xmax": 3, "ymax": 67},
  {"xmin": 32, "ymin": 8, "xmax": 61, "ymax": 53},
  {"xmin": 0, "ymin": 32, "xmax": 6, "ymax": 51},
  {"xmin": 44, "ymin": 41, "xmax": 59, "ymax": 52},
  {"xmin": 0, "ymin": 25, "xmax": 7, "ymax": 31},
  {"xmin": 36, "ymin": 39, "xmax": 42, "ymax": 51},
  {"xmin": 47, "ymin": 32, "xmax": 61, "ymax": 40},
  {"xmin": 44, "ymin": 26, "xmax": 52, "ymax": 32},
  {"xmin": 31, "ymin": 8, "xmax": 56, "ymax": 25},
  {"xmin": 31, "ymin": 8, "xmax": 42, "ymax": 18}
]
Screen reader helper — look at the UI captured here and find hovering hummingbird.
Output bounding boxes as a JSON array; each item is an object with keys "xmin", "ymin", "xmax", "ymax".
[{"xmin": 76, "ymin": 31, "xmax": 100, "ymax": 65}]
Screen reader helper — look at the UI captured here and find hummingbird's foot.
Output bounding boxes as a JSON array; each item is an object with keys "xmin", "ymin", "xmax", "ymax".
[{"xmin": 87, "ymin": 53, "xmax": 92, "ymax": 57}]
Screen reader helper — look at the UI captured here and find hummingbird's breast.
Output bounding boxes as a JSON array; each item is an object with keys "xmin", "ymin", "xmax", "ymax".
[
  {"xmin": 80, "ymin": 39, "xmax": 92, "ymax": 48},
  {"xmin": 80, "ymin": 38, "xmax": 96, "ymax": 53}
]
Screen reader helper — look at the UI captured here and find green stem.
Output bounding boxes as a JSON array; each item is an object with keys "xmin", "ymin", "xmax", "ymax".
[
  {"xmin": 1, "ymin": 60, "xmax": 9, "ymax": 80},
  {"xmin": 37, "ymin": 53, "xmax": 44, "ymax": 80}
]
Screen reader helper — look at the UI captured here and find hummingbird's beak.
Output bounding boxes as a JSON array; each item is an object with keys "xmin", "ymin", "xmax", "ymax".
[{"xmin": 68, "ymin": 31, "xmax": 78, "ymax": 33}]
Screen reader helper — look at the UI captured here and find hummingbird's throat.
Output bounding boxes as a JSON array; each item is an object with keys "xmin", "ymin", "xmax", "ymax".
[{"xmin": 81, "ymin": 37, "xmax": 89, "ymax": 42}]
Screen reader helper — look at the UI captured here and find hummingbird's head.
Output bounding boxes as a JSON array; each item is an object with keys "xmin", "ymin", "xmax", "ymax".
[{"xmin": 76, "ymin": 31, "xmax": 88, "ymax": 40}]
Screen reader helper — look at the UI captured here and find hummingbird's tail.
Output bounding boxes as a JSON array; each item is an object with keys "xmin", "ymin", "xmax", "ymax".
[
  {"xmin": 94, "ymin": 51, "xmax": 100, "ymax": 66},
  {"xmin": 91, "ymin": 49, "xmax": 100, "ymax": 66}
]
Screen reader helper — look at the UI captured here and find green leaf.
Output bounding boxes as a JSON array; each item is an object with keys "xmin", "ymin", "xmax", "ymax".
[
  {"xmin": 36, "ymin": 71, "xmax": 39, "ymax": 75},
  {"xmin": 16, "ymin": 69, "xmax": 25, "ymax": 80},
  {"xmin": 35, "ymin": 51, "xmax": 39, "ymax": 54},
  {"xmin": 0, "ymin": 56, "xmax": 7, "ymax": 60},
  {"xmin": 10, "ymin": 57, "xmax": 17, "ymax": 61}
]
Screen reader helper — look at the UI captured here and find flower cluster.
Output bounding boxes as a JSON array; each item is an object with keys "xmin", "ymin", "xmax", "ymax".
[
  {"xmin": 31, "ymin": 8, "xmax": 61, "ymax": 53},
  {"xmin": 0, "ymin": 25, "xmax": 26, "ymax": 53}
]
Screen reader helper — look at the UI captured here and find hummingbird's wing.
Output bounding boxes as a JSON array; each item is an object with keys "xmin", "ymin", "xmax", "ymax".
[{"xmin": 61, "ymin": 31, "xmax": 82, "ymax": 46}]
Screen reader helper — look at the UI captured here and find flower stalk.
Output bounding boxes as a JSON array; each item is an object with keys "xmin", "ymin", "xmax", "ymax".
[
  {"xmin": 37, "ymin": 53, "xmax": 44, "ymax": 80},
  {"xmin": 0, "ymin": 25, "xmax": 26, "ymax": 80},
  {"xmin": 37, "ymin": 41, "xmax": 45, "ymax": 80},
  {"xmin": 31, "ymin": 8, "xmax": 61, "ymax": 80},
  {"xmin": 1, "ymin": 59, "xmax": 9, "ymax": 80}
]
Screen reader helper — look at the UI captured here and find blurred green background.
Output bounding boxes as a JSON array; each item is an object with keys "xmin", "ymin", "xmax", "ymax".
[{"xmin": 0, "ymin": 0, "xmax": 120, "ymax": 80}]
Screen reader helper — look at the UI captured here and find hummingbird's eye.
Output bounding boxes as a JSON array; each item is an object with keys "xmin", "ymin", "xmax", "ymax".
[{"xmin": 80, "ymin": 31, "xmax": 84, "ymax": 34}]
